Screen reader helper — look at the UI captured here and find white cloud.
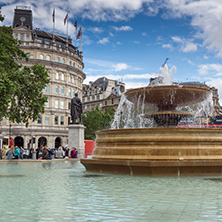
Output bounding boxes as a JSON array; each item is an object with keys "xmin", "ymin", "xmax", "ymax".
[
  {"xmin": 182, "ymin": 42, "xmax": 197, "ymax": 52},
  {"xmin": 83, "ymin": 72, "xmax": 157, "ymax": 89},
  {"xmin": 172, "ymin": 36, "xmax": 198, "ymax": 53},
  {"xmin": 198, "ymin": 63, "xmax": 222, "ymax": 76},
  {"xmin": 88, "ymin": 27, "xmax": 103, "ymax": 33},
  {"xmin": 164, "ymin": 0, "xmax": 222, "ymax": 56},
  {"xmin": 162, "ymin": 43, "xmax": 173, "ymax": 50},
  {"xmin": 112, "ymin": 25, "xmax": 133, "ymax": 31},
  {"xmin": 113, "ymin": 63, "xmax": 128, "ymax": 72},
  {"xmin": 97, "ymin": 37, "xmax": 109, "ymax": 44}
]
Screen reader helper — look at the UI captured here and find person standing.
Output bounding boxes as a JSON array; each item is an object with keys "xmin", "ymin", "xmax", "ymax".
[
  {"xmin": 42, "ymin": 146, "xmax": 49, "ymax": 160},
  {"xmin": 14, "ymin": 146, "xmax": 20, "ymax": 159},
  {"xmin": 19, "ymin": 146, "xmax": 24, "ymax": 159}
]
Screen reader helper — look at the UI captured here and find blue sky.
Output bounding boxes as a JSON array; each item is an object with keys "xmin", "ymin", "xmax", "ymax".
[{"xmin": 1, "ymin": 0, "xmax": 222, "ymax": 103}]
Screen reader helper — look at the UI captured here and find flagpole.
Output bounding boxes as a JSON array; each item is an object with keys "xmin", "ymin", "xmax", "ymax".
[
  {"xmin": 76, "ymin": 25, "xmax": 77, "ymax": 47},
  {"xmin": 80, "ymin": 26, "xmax": 82, "ymax": 52},
  {"xmin": 66, "ymin": 16, "xmax": 68, "ymax": 43}
]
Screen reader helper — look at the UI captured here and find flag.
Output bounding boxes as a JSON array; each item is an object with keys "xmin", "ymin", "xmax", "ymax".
[
  {"xmin": 64, "ymin": 13, "xmax": 68, "ymax": 25},
  {"xmin": 52, "ymin": 8, "xmax": 55, "ymax": 23},
  {"xmin": 74, "ymin": 20, "xmax": 77, "ymax": 30},
  {"xmin": 76, "ymin": 26, "xmax": 82, "ymax": 39}
]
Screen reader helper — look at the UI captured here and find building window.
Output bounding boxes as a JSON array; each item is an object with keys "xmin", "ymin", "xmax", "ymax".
[
  {"xmin": 61, "ymin": 73, "xmax": 64, "ymax": 81},
  {"xmin": 46, "ymin": 55, "xmax": 51, "ymax": 61},
  {"xmin": 62, "ymin": 58, "xmax": 65, "ymax": 64},
  {"xmin": 45, "ymin": 115, "xmax": 49, "ymax": 125},
  {"xmin": 26, "ymin": 34, "xmax": 30, "ymax": 41},
  {"xmin": 60, "ymin": 116, "xmax": 64, "ymax": 125},
  {"xmin": 68, "ymin": 117, "xmax": 71, "ymax": 125},
  {"xmin": 39, "ymin": 54, "xmax": 44, "ymax": 60},
  {"xmin": 14, "ymin": 34, "xmax": 18, "ymax": 39},
  {"xmin": 69, "ymin": 75, "xmax": 71, "ymax": 82},
  {"xmin": 72, "ymin": 77, "xmax": 75, "ymax": 84},
  {"xmin": 56, "ymin": 72, "xmax": 59, "ymax": 80},
  {"xmin": 37, "ymin": 114, "xmax": 42, "ymax": 124},
  {"xmin": 20, "ymin": 34, "xmax": 24, "ymax": 41},
  {"xmin": 112, "ymin": 98, "xmax": 114, "ymax": 104},
  {"xmin": 69, "ymin": 61, "xmax": 72, "ymax": 66},
  {"xmin": 55, "ymin": 86, "xmax": 59, "ymax": 94},
  {"xmin": 37, "ymin": 39, "xmax": 42, "ymax": 43},
  {"xmin": 45, "ymin": 99, "xmax": 49, "ymax": 108},
  {"xmin": 68, "ymin": 102, "xmax": 71, "ymax": 109},
  {"xmin": 73, "ymin": 63, "xmax": 75, "ymax": 67},
  {"xmin": 55, "ymin": 115, "xmax": 59, "ymax": 125},
  {"xmin": 55, "ymin": 100, "xmax": 59, "ymax": 108},
  {"xmin": 45, "ymin": 84, "xmax": 50, "ymax": 93},
  {"xmin": 56, "ymin": 57, "xmax": 60, "ymax": 62},
  {"xmin": 72, "ymin": 90, "xmax": 75, "ymax": 97},
  {"xmin": 69, "ymin": 88, "xmax": 71, "ymax": 96},
  {"xmin": 61, "ymin": 101, "xmax": 64, "ymax": 109},
  {"xmin": 61, "ymin": 87, "xmax": 65, "ymax": 95}
]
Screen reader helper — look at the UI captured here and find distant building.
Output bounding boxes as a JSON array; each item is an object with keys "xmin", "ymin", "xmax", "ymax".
[
  {"xmin": 0, "ymin": 6, "xmax": 86, "ymax": 149},
  {"xmin": 82, "ymin": 77, "xmax": 125, "ymax": 113}
]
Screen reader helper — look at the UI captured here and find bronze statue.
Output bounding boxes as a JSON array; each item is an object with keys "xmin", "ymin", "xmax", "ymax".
[{"xmin": 71, "ymin": 93, "xmax": 82, "ymax": 124}]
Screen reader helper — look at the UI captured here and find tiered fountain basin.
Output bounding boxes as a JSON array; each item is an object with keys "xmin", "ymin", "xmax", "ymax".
[
  {"xmin": 81, "ymin": 127, "xmax": 222, "ymax": 176},
  {"xmin": 81, "ymin": 84, "xmax": 222, "ymax": 176}
]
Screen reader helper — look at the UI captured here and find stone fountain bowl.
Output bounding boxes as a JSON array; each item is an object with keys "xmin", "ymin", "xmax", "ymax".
[
  {"xmin": 81, "ymin": 127, "xmax": 222, "ymax": 176},
  {"xmin": 125, "ymin": 85, "xmax": 211, "ymax": 111}
]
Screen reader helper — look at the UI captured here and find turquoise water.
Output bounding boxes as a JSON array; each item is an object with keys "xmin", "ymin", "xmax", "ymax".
[{"xmin": 0, "ymin": 161, "xmax": 222, "ymax": 222}]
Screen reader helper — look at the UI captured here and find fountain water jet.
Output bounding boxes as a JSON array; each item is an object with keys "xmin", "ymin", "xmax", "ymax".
[{"xmin": 81, "ymin": 64, "xmax": 222, "ymax": 176}]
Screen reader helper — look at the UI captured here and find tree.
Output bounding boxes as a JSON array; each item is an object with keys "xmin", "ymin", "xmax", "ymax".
[
  {"xmin": 0, "ymin": 7, "xmax": 49, "ymax": 126},
  {"xmin": 82, "ymin": 106, "xmax": 115, "ymax": 140}
]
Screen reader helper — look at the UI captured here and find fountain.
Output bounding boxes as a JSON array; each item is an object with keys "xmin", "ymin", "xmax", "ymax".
[{"xmin": 81, "ymin": 62, "xmax": 222, "ymax": 176}]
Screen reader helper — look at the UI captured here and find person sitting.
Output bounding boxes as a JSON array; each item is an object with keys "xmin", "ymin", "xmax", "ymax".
[
  {"xmin": 6, "ymin": 146, "xmax": 15, "ymax": 160},
  {"xmin": 69, "ymin": 147, "xmax": 78, "ymax": 158},
  {"xmin": 55, "ymin": 147, "xmax": 64, "ymax": 159}
]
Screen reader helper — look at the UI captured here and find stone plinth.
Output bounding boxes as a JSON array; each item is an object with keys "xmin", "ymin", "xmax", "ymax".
[
  {"xmin": 68, "ymin": 124, "xmax": 85, "ymax": 158},
  {"xmin": 81, "ymin": 127, "xmax": 222, "ymax": 176}
]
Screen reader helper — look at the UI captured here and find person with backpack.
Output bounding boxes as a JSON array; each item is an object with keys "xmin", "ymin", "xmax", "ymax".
[{"xmin": 69, "ymin": 147, "xmax": 78, "ymax": 158}]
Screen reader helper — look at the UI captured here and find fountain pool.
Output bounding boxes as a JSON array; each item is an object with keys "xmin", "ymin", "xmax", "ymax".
[
  {"xmin": 1, "ymin": 161, "xmax": 222, "ymax": 221},
  {"xmin": 81, "ymin": 63, "xmax": 222, "ymax": 176}
]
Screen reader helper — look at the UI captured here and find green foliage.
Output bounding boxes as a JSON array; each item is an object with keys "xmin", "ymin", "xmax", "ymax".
[
  {"xmin": 0, "ymin": 10, "xmax": 50, "ymax": 126},
  {"xmin": 82, "ymin": 105, "xmax": 115, "ymax": 140}
]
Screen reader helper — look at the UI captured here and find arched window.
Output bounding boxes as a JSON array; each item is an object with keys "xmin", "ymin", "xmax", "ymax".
[
  {"xmin": 39, "ymin": 54, "xmax": 44, "ymax": 60},
  {"xmin": 69, "ymin": 61, "xmax": 72, "ymax": 66},
  {"xmin": 56, "ymin": 72, "xmax": 59, "ymax": 80},
  {"xmin": 55, "ymin": 86, "xmax": 59, "ymax": 94},
  {"xmin": 56, "ymin": 57, "xmax": 60, "ymax": 62},
  {"xmin": 46, "ymin": 55, "xmax": 51, "ymax": 61},
  {"xmin": 61, "ymin": 73, "xmax": 65, "ymax": 81},
  {"xmin": 62, "ymin": 58, "xmax": 65, "ymax": 64}
]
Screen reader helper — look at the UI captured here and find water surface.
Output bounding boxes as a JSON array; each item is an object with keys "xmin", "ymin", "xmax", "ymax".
[{"xmin": 0, "ymin": 161, "xmax": 222, "ymax": 221}]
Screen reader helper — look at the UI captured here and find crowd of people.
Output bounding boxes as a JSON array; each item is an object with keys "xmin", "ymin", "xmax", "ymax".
[{"xmin": 0, "ymin": 145, "xmax": 78, "ymax": 160}]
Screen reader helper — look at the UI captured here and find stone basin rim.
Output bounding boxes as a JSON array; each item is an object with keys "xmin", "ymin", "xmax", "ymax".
[{"xmin": 96, "ymin": 127, "xmax": 222, "ymax": 134}]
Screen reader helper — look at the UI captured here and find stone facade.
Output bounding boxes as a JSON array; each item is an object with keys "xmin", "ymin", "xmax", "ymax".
[
  {"xmin": 82, "ymin": 77, "xmax": 125, "ymax": 113},
  {"xmin": 0, "ymin": 7, "xmax": 86, "ymax": 149}
]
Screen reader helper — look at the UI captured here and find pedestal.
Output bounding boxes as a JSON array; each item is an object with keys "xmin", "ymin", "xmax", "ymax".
[{"xmin": 68, "ymin": 124, "xmax": 85, "ymax": 158}]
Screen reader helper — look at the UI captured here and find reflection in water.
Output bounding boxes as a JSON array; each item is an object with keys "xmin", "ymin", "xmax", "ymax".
[
  {"xmin": 69, "ymin": 174, "xmax": 106, "ymax": 178},
  {"xmin": 0, "ymin": 175, "xmax": 26, "ymax": 178},
  {"xmin": 41, "ymin": 162, "xmax": 52, "ymax": 169},
  {"xmin": 205, "ymin": 178, "xmax": 222, "ymax": 182},
  {"xmin": 0, "ymin": 161, "xmax": 222, "ymax": 221}
]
